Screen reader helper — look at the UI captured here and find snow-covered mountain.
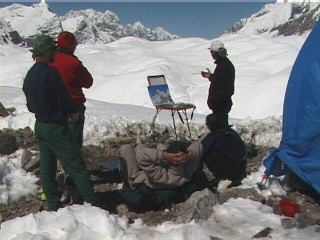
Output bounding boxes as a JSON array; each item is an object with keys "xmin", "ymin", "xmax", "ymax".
[
  {"xmin": 0, "ymin": 0, "xmax": 319, "ymax": 46},
  {"xmin": 227, "ymin": 0, "xmax": 320, "ymax": 36},
  {"xmin": 0, "ymin": 1, "xmax": 179, "ymax": 45}
]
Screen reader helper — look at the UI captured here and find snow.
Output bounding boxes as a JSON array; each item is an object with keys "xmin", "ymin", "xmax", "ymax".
[
  {"xmin": 0, "ymin": 33, "xmax": 308, "ymax": 120},
  {"xmin": 0, "ymin": 3, "xmax": 57, "ymax": 38},
  {"xmin": 0, "ymin": 31, "xmax": 319, "ymax": 239}
]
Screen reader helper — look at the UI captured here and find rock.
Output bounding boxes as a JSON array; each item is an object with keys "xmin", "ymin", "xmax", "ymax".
[
  {"xmin": 117, "ymin": 203, "xmax": 129, "ymax": 217},
  {"xmin": 100, "ymin": 137, "xmax": 137, "ymax": 155},
  {"xmin": 296, "ymin": 214, "xmax": 313, "ymax": 229},
  {"xmin": 252, "ymin": 227, "xmax": 273, "ymax": 238},
  {"xmin": 218, "ymin": 187, "xmax": 265, "ymax": 203},
  {"xmin": 281, "ymin": 218, "xmax": 298, "ymax": 229},
  {"xmin": 0, "ymin": 102, "xmax": 14, "ymax": 117},
  {"xmin": 24, "ymin": 153, "xmax": 40, "ymax": 172},
  {"xmin": 176, "ymin": 188, "xmax": 220, "ymax": 223},
  {"xmin": 209, "ymin": 236, "xmax": 223, "ymax": 240},
  {"xmin": 272, "ymin": 202, "xmax": 282, "ymax": 215},
  {"xmin": 101, "ymin": 137, "xmax": 137, "ymax": 148},
  {"xmin": 281, "ymin": 213, "xmax": 313, "ymax": 229},
  {"xmin": 0, "ymin": 133, "xmax": 17, "ymax": 155},
  {"xmin": 21, "ymin": 149, "xmax": 33, "ymax": 168}
]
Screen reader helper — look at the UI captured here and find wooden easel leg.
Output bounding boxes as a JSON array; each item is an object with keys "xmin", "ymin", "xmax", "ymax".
[
  {"xmin": 171, "ymin": 110, "xmax": 177, "ymax": 140},
  {"xmin": 182, "ymin": 110, "xmax": 192, "ymax": 138},
  {"xmin": 148, "ymin": 109, "xmax": 160, "ymax": 140}
]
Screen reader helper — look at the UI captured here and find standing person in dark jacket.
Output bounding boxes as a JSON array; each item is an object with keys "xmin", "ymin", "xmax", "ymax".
[
  {"xmin": 50, "ymin": 31, "xmax": 93, "ymax": 148},
  {"xmin": 201, "ymin": 40, "xmax": 235, "ymax": 125},
  {"xmin": 23, "ymin": 35, "xmax": 100, "ymax": 211}
]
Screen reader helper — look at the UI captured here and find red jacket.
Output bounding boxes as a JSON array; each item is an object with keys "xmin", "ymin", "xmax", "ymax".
[{"xmin": 50, "ymin": 50, "xmax": 93, "ymax": 104}]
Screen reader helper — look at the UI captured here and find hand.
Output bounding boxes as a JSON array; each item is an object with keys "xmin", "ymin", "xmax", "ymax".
[
  {"xmin": 201, "ymin": 68, "xmax": 212, "ymax": 79},
  {"xmin": 163, "ymin": 152, "xmax": 188, "ymax": 165},
  {"xmin": 68, "ymin": 111, "xmax": 84, "ymax": 122}
]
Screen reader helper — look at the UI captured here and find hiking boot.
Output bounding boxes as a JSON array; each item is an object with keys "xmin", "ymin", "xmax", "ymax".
[
  {"xmin": 57, "ymin": 172, "xmax": 83, "ymax": 205},
  {"xmin": 39, "ymin": 201, "xmax": 61, "ymax": 212},
  {"xmin": 60, "ymin": 189, "xmax": 70, "ymax": 204},
  {"xmin": 228, "ymin": 179, "xmax": 242, "ymax": 188},
  {"xmin": 69, "ymin": 187, "xmax": 83, "ymax": 204},
  {"xmin": 56, "ymin": 171, "xmax": 67, "ymax": 186},
  {"xmin": 91, "ymin": 199, "xmax": 109, "ymax": 211},
  {"xmin": 207, "ymin": 178, "xmax": 222, "ymax": 193}
]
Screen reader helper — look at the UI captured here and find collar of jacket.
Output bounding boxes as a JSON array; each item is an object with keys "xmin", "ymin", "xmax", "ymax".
[
  {"xmin": 56, "ymin": 48, "xmax": 77, "ymax": 58},
  {"xmin": 214, "ymin": 56, "xmax": 228, "ymax": 64}
]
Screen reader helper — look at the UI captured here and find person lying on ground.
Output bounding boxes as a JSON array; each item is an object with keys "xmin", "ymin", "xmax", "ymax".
[{"xmin": 119, "ymin": 140, "xmax": 202, "ymax": 191}]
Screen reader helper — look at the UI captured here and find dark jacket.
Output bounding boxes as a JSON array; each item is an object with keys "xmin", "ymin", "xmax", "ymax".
[
  {"xmin": 23, "ymin": 62, "xmax": 75, "ymax": 124},
  {"xmin": 207, "ymin": 57, "xmax": 235, "ymax": 111},
  {"xmin": 201, "ymin": 126, "xmax": 246, "ymax": 165},
  {"xmin": 50, "ymin": 49, "xmax": 93, "ymax": 104}
]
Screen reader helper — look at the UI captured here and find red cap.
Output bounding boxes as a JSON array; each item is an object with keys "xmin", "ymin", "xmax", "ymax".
[{"xmin": 57, "ymin": 31, "xmax": 77, "ymax": 49}]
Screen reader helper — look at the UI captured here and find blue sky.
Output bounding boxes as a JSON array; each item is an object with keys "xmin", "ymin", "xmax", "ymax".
[{"xmin": 0, "ymin": 1, "xmax": 276, "ymax": 39}]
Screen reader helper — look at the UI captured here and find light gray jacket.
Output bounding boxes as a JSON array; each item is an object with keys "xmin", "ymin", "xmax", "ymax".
[{"xmin": 125, "ymin": 140, "xmax": 203, "ymax": 189}]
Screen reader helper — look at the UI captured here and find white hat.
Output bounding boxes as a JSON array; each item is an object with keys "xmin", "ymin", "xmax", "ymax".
[{"xmin": 209, "ymin": 40, "xmax": 225, "ymax": 52}]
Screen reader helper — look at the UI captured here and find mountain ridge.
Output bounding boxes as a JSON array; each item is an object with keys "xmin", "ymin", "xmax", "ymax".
[
  {"xmin": 0, "ymin": 2, "xmax": 179, "ymax": 45},
  {"xmin": 226, "ymin": 1, "xmax": 320, "ymax": 36},
  {"xmin": 0, "ymin": 1, "xmax": 319, "ymax": 46}
]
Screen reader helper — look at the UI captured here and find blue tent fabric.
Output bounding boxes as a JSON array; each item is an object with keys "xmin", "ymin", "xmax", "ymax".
[{"xmin": 263, "ymin": 21, "xmax": 320, "ymax": 193}]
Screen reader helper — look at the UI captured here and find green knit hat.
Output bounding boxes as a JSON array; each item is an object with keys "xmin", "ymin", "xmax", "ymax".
[{"xmin": 30, "ymin": 35, "xmax": 55, "ymax": 56}]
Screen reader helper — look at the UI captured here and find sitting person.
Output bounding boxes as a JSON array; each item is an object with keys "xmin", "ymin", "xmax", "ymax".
[
  {"xmin": 118, "ymin": 140, "xmax": 203, "ymax": 210},
  {"xmin": 200, "ymin": 113, "xmax": 247, "ymax": 187},
  {"xmin": 119, "ymin": 140, "xmax": 201, "ymax": 190}
]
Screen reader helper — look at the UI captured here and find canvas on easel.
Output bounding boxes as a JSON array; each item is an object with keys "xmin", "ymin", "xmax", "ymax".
[
  {"xmin": 148, "ymin": 84, "xmax": 174, "ymax": 106},
  {"xmin": 147, "ymin": 74, "xmax": 196, "ymax": 139}
]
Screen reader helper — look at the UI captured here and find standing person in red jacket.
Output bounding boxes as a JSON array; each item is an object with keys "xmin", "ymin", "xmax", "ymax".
[
  {"xmin": 50, "ymin": 31, "xmax": 93, "ymax": 204},
  {"xmin": 50, "ymin": 31, "xmax": 93, "ymax": 148}
]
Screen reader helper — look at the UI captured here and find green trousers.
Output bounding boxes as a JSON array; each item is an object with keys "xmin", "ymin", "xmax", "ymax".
[{"xmin": 34, "ymin": 120, "xmax": 98, "ymax": 211}]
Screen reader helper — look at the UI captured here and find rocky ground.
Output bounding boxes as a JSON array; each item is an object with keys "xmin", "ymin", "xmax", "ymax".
[{"xmin": 0, "ymin": 127, "xmax": 320, "ymax": 233}]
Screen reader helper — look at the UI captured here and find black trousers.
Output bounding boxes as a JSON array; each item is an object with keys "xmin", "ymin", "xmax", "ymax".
[
  {"xmin": 69, "ymin": 103, "xmax": 86, "ymax": 148},
  {"xmin": 203, "ymin": 150, "xmax": 246, "ymax": 181},
  {"xmin": 209, "ymin": 99, "xmax": 233, "ymax": 125}
]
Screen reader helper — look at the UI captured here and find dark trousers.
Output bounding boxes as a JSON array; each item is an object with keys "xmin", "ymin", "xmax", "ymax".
[
  {"xmin": 203, "ymin": 150, "xmax": 246, "ymax": 182},
  {"xmin": 210, "ymin": 99, "xmax": 233, "ymax": 125},
  {"xmin": 35, "ymin": 120, "xmax": 98, "ymax": 210},
  {"xmin": 69, "ymin": 103, "xmax": 85, "ymax": 148}
]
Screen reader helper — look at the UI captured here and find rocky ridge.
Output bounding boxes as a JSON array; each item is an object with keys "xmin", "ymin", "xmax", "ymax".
[
  {"xmin": 1, "ymin": 1, "xmax": 320, "ymax": 47},
  {"xmin": 226, "ymin": 1, "xmax": 320, "ymax": 36},
  {"xmin": 0, "ymin": 2, "xmax": 179, "ymax": 46}
]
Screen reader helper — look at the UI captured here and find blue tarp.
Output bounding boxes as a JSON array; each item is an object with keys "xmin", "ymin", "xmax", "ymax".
[{"xmin": 263, "ymin": 21, "xmax": 320, "ymax": 193}]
